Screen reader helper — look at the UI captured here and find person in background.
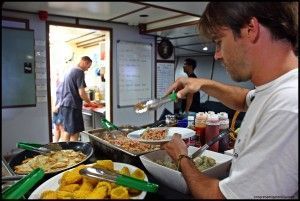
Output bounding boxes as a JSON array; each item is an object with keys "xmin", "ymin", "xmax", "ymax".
[
  {"xmin": 163, "ymin": 2, "xmax": 298, "ymax": 199},
  {"xmin": 52, "ymin": 79, "xmax": 64, "ymax": 142},
  {"xmin": 59, "ymin": 56, "xmax": 93, "ymax": 142},
  {"xmin": 181, "ymin": 58, "xmax": 201, "ymax": 113}
]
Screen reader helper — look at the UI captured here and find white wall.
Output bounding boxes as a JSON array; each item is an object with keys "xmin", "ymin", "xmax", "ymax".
[
  {"xmin": 79, "ymin": 19, "xmax": 156, "ymax": 127},
  {"xmin": 2, "ymin": 11, "xmax": 156, "ymax": 156},
  {"xmin": 175, "ymin": 56, "xmax": 254, "ymax": 103}
]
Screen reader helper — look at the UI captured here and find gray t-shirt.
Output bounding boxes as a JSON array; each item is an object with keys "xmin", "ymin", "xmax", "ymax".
[{"xmin": 60, "ymin": 67, "xmax": 86, "ymax": 109}]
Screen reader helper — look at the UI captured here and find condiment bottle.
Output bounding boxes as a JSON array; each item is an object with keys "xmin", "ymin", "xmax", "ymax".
[
  {"xmin": 218, "ymin": 112, "xmax": 229, "ymax": 153},
  {"xmin": 205, "ymin": 113, "xmax": 220, "ymax": 152},
  {"xmin": 194, "ymin": 112, "xmax": 207, "ymax": 147},
  {"xmin": 187, "ymin": 115, "xmax": 196, "ymax": 146}
]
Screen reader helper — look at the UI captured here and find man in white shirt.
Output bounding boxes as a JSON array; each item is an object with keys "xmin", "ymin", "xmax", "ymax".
[{"xmin": 163, "ymin": 2, "xmax": 298, "ymax": 199}]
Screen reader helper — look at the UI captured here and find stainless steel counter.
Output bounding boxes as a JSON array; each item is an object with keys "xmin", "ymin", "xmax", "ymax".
[{"xmin": 82, "ymin": 108, "xmax": 105, "ymax": 131}]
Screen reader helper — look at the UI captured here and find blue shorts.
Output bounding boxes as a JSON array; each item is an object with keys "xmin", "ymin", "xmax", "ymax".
[
  {"xmin": 60, "ymin": 106, "xmax": 84, "ymax": 134},
  {"xmin": 52, "ymin": 112, "xmax": 64, "ymax": 125}
]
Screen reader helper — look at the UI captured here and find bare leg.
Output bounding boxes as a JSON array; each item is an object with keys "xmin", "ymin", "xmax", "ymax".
[
  {"xmin": 52, "ymin": 125, "xmax": 60, "ymax": 142},
  {"xmin": 70, "ymin": 133, "xmax": 79, "ymax": 141},
  {"xmin": 57, "ymin": 124, "xmax": 65, "ymax": 142},
  {"xmin": 60, "ymin": 130, "xmax": 70, "ymax": 142}
]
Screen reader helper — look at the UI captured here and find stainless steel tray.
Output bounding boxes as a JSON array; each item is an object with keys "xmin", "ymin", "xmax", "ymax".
[{"xmin": 81, "ymin": 128, "xmax": 159, "ymax": 157}]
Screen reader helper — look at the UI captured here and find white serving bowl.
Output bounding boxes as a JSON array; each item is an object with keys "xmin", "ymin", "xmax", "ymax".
[{"xmin": 140, "ymin": 146, "xmax": 233, "ymax": 194}]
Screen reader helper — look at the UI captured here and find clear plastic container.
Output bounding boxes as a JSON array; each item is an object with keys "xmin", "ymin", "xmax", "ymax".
[
  {"xmin": 195, "ymin": 112, "xmax": 207, "ymax": 146},
  {"xmin": 218, "ymin": 112, "xmax": 229, "ymax": 153},
  {"xmin": 205, "ymin": 113, "xmax": 220, "ymax": 152}
]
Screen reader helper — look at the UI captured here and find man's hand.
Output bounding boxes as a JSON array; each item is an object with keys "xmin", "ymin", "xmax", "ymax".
[
  {"xmin": 165, "ymin": 77, "xmax": 202, "ymax": 99},
  {"xmin": 161, "ymin": 133, "xmax": 189, "ymax": 161}
]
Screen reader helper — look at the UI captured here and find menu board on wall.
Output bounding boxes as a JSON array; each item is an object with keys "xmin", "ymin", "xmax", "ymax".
[
  {"xmin": 117, "ymin": 41, "xmax": 152, "ymax": 107},
  {"xmin": 156, "ymin": 62, "xmax": 175, "ymax": 119},
  {"xmin": 156, "ymin": 62, "xmax": 175, "ymax": 98}
]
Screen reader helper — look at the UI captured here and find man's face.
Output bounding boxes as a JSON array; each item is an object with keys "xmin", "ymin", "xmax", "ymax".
[
  {"xmin": 213, "ymin": 27, "xmax": 251, "ymax": 82},
  {"xmin": 83, "ymin": 61, "xmax": 92, "ymax": 71},
  {"xmin": 183, "ymin": 64, "xmax": 189, "ymax": 74}
]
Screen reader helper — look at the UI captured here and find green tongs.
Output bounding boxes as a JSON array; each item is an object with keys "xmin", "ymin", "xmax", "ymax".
[
  {"xmin": 100, "ymin": 118, "xmax": 119, "ymax": 131},
  {"xmin": 80, "ymin": 167, "xmax": 159, "ymax": 193},
  {"xmin": 2, "ymin": 168, "xmax": 45, "ymax": 199},
  {"xmin": 100, "ymin": 118, "xmax": 123, "ymax": 139},
  {"xmin": 134, "ymin": 91, "xmax": 177, "ymax": 113},
  {"xmin": 17, "ymin": 142, "xmax": 62, "ymax": 155}
]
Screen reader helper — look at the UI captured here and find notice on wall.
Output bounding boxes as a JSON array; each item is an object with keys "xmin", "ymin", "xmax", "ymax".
[
  {"xmin": 156, "ymin": 62, "xmax": 175, "ymax": 98},
  {"xmin": 117, "ymin": 41, "xmax": 152, "ymax": 107}
]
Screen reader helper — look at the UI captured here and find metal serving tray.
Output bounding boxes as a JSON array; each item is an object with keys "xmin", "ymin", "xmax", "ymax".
[{"xmin": 81, "ymin": 128, "xmax": 160, "ymax": 167}]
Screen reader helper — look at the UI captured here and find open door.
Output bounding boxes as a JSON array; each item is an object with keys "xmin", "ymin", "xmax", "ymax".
[{"xmin": 47, "ymin": 23, "xmax": 111, "ymax": 142}]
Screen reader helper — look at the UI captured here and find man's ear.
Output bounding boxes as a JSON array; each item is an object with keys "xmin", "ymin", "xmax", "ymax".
[{"xmin": 247, "ymin": 17, "xmax": 259, "ymax": 43}]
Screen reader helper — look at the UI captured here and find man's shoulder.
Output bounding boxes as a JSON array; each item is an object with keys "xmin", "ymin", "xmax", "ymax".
[{"xmin": 69, "ymin": 67, "xmax": 84, "ymax": 76}]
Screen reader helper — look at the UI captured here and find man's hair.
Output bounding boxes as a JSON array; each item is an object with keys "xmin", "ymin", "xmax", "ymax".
[
  {"xmin": 184, "ymin": 58, "xmax": 197, "ymax": 70},
  {"xmin": 199, "ymin": 2, "xmax": 298, "ymax": 52},
  {"xmin": 81, "ymin": 56, "xmax": 92, "ymax": 63}
]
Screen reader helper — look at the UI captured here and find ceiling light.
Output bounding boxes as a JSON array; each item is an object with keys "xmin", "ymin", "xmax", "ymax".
[{"xmin": 203, "ymin": 46, "xmax": 208, "ymax": 51}]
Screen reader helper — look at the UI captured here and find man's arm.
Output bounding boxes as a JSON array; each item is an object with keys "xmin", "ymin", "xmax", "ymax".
[
  {"xmin": 167, "ymin": 77, "xmax": 249, "ymax": 111},
  {"xmin": 184, "ymin": 93, "xmax": 193, "ymax": 113},
  {"xmin": 180, "ymin": 158, "xmax": 225, "ymax": 199},
  {"xmin": 200, "ymin": 79, "xmax": 249, "ymax": 111},
  {"xmin": 79, "ymin": 87, "xmax": 91, "ymax": 104},
  {"xmin": 162, "ymin": 134, "xmax": 225, "ymax": 199}
]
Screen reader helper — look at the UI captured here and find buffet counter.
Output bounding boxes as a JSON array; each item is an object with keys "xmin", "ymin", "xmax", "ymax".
[
  {"xmin": 82, "ymin": 105, "xmax": 105, "ymax": 131},
  {"xmin": 2, "ymin": 144, "xmax": 193, "ymax": 199}
]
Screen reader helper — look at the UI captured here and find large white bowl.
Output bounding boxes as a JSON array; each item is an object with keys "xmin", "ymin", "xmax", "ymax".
[{"xmin": 140, "ymin": 146, "xmax": 232, "ymax": 194}]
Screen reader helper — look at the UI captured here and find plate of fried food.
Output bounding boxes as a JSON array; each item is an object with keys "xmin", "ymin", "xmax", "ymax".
[
  {"xmin": 28, "ymin": 160, "xmax": 148, "ymax": 199},
  {"xmin": 9, "ymin": 142, "xmax": 94, "ymax": 175},
  {"xmin": 127, "ymin": 127, "xmax": 195, "ymax": 144}
]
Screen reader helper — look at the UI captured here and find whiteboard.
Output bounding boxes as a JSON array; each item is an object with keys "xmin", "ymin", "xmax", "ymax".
[{"xmin": 117, "ymin": 41, "xmax": 152, "ymax": 107}]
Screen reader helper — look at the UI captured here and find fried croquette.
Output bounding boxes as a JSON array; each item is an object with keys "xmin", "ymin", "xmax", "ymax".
[
  {"xmin": 40, "ymin": 190, "xmax": 57, "ymax": 199},
  {"xmin": 73, "ymin": 190, "xmax": 91, "ymax": 199},
  {"xmin": 60, "ymin": 171, "xmax": 82, "ymax": 186},
  {"xmin": 86, "ymin": 186, "xmax": 108, "ymax": 199},
  {"xmin": 59, "ymin": 183, "xmax": 80, "ymax": 192},
  {"xmin": 96, "ymin": 181, "xmax": 112, "ymax": 196},
  {"xmin": 93, "ymin": 160, "xmax": 114, "ymax": 171},
  {"xmin": 56, "ymin": 190, "xmax": 73, "ymax": 199}
]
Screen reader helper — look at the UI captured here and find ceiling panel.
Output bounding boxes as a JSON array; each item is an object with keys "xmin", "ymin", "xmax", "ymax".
[
  {"xmin": 49, "ymin": 25, "xmax": 109, "ymax": 50},
  {"xmin": 112, "ymin": 7, "xmax": 181, "ymax": 26},
  {"xmin": 3, "ymin": 2, "xmax": 144, "ymax": 21},
  {"xmin": 146, "ymin": 15, "xmax": 199, "ymax": 31},
  {"xmin": 3, "ymin": 1, "xmax": 214, "ymax": 57},
  {"xmin": 175, "ymin": 47, "xmax": 213, "ymax": 56},
  {"xmin": 171, "ymin": 36, "xmax": 212, "ymax": 45},
  {"xmin": 177, "ymin": 43, "xmax": 215, "ymax": 53},
  {"xmin": 154, "ymin": 24, "xmax": 199, "ymax": 38},
  {"xmin": 142, "ymin": 2, "xmax": 209, "ymax": 16}
]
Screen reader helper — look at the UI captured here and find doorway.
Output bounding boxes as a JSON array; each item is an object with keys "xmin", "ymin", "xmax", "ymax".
[{"xmin": 47, "ymin": 23, "xmax": 111, "ymax": 142}]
